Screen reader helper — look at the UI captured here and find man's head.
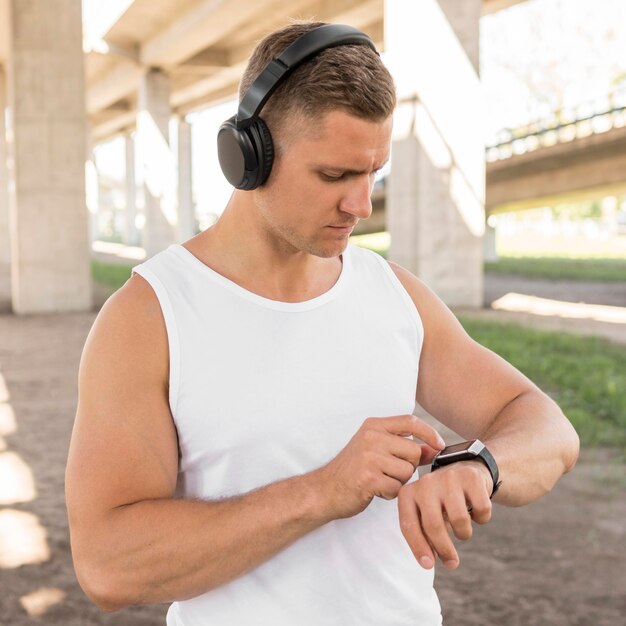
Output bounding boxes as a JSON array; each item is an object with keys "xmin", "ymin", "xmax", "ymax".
[
  {"xmin": 239, "ymin": 21, "xmax": 396, "ymax": 155},
  {"xmin": 220, "ymin": 22, "xmax": 395, "ymax": 260}
]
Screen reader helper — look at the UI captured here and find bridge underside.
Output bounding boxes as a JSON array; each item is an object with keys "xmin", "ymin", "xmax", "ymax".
[{"xmin": 486, "ymin": 124, "xmax": 626, "ymax": 213}]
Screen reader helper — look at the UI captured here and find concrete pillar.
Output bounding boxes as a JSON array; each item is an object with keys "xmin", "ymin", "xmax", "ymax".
[
  {"xmin": 5, "ymin": 0, "xmax": 91, "ymax": 314},
  {"xmin": 124, "ymin": 133, "xmax": 139, "ymax": 245},
  {"xmin": 177, "ymin": 118, "xmax": 195, "ymax": 242},
  {"xmin": 85, "ymin": 128, "xmax": 99, "ymax": 244},
  {"xmin": 483, "ymin": 222, "xmax": 498, "ymax": 262},
  {"xmin": 137, "ymin": 69, "xmax": 176, "ymax": 257},
  {"xmin": 385, "ymin": 0, "xmax": 485, "ymax": 308},
  {"xmin": 0, "ymin": 65, "xmax": 11, "ymax": 310}
]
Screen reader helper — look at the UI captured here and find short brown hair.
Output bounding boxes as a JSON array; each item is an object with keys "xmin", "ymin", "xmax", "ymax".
[{"xmin": 239, "ymin": 21, "xmax": 396, "ymax": 150}]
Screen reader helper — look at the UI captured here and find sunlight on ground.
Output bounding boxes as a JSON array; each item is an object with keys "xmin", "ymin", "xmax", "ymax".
[
  {"xmin": 0, "ymin": 451, "xmax": 37, "ymax": 504},
  {"xmin": 0, "ymin": 402, "xmax": 16, "ymax": 435},
  {"xmin": 0, "ymin": 373, "xmax": 9, "ymax": 403},
  {"xmin": 492, "ymin": 293, "xmax": 626, "ymax": 323},
  {"xmin": 0, "ymin": 509, "xmax": 50, "ymax": 568},
  {"xmin": 20, "ymin": 587, "xmax": 66, "ymax": 618}
]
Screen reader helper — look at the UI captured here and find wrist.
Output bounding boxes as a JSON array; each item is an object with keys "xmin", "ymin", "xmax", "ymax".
[
  {"xmin": 461, "ymin": 459, "xmax": 495, "ymax": 495},
  {"xmin": 431, "ymin": 439, "xmax": 502, "ymax": 498},
  {"xmin": 300, "ymin": 467, "xmax": 339, "ymax": 525}
]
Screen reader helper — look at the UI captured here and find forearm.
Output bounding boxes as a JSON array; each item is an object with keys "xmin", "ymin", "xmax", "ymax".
[
  {"xmin": 74, "ymin": 469, "xmax": 332, "ymax": 611},
  {"xmin": 480, "ymin": 388, "xmax": 579, "ymax": 507}
]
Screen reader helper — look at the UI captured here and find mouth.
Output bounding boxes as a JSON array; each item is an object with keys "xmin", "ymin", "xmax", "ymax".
[{"xmin": 328, "ymin": 223, "xmax": 357, "ymax": 233}]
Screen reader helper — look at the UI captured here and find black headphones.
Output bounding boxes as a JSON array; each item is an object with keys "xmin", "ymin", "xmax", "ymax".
[{"xmin": 217, "ymin": 24, "xmax": 377, "ymax": 190}]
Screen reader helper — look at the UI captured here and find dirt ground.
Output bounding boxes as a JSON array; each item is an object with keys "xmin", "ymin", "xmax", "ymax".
[{"xmin": 0, "ymin": 275, "xmax": 624, "ymax": 625}]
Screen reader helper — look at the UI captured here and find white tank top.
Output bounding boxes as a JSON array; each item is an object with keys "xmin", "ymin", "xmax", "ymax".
[{"xmin": 132, "ymin": 242, "xmax": 442, "ymax": 626}]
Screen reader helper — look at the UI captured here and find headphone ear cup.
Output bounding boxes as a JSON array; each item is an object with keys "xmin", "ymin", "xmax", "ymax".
[
  {"xmin": 252, "ymin": 118, "xmax": 274, "ymax": 188},
  {"xmin": 217, "ymin": 116, "xmax": 274, "ymax": 190},
  {"xmin": 217, "ymin": 115, "xmax": 257, "ymax": 189}
]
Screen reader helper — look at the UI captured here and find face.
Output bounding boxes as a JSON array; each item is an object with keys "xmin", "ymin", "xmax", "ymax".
[{"xmin": 253, "ymin": 109, "xmax": 393, "ymax": 259}]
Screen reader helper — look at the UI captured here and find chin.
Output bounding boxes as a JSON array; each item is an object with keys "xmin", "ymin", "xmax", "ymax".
[{"xmin": 308, "ymin": 238, "xmax": 349, "ymax": 259}]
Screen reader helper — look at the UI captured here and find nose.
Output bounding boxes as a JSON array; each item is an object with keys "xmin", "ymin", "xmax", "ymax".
[{"xmin": 339, "ymin": 174, "xmax": 374, "ymax": 220}]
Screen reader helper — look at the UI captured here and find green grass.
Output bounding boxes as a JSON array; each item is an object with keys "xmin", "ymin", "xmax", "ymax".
[
  {"xmin": 352, "ymin": 233, "xmax": 626, "ymax": 282},
  {"xmin": 485, "ymin": 256, "xmax": 626, "ymax": 282},
  {"xmin": 350, "ymin": 232, "xmax": 390, "ymax": 258},
  {"xmin": 91, "ymin": 260, "xmax": 135, "ymax": 289},
  {"xmin": 459, "ymin": 316, "xmax": 626, "ymax": 453}
]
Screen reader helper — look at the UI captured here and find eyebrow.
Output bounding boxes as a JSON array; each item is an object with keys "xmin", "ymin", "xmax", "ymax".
[{"xmin": 313, "ymin": 159, "xmax": 389, "ymax": 175}]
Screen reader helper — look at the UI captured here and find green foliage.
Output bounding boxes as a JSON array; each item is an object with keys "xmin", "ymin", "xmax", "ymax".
[
  {"xmin": 551, "ymin": 200, "xmax": 602, "ymax": 220},
  {"xmin": 485, "ymin": 256, "xmax": 626, "ymax": 282},
  {"xmin": 91, "ymin": 260, "xmax": 134, "ymax": 288},
  {"xmin": 459, "ymin": 317, "xmax": 626, "ymax": 452}
]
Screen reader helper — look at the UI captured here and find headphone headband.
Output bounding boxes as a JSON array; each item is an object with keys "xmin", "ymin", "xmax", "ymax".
[
  {"xmin": 237, "ymin": 24, "xmax": 377, "ymax": 126},
  {"xmin": 218, "ymin": 23, "xmax": 378, "ymax": 190}
]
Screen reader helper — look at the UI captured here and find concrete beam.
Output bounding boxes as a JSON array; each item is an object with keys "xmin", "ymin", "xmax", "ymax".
[
  {"xmin": 487, "ymin": 125, "xmax": 626, "ymax": 210},
  {"xmin": 141, "ymin": 0, "xmax": 267, "ymax": 69},
  {"xmin": 91, "ymin": 110, "xmax": 136, "ymax": 141},
  {"xmin": 86, "ymin": 0, "xmax": 384, "ymax": 122},
  {"xmin": 86, "ymin": 62, "xmax": 143, "ymax": 114}
]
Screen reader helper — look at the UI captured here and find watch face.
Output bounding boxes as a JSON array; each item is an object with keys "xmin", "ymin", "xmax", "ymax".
[{"xmin": 442, "ymin": 441, "xmax": 475, "ymax": 454}]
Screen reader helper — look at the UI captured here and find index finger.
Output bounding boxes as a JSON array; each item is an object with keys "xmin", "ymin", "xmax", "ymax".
[{"xmin": 379, "ymin": 415, "xmax": 445, "ymax": 451}]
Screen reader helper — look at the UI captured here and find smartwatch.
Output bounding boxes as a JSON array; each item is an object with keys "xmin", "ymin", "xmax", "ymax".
[{"xmin": 431, "ymin": 439, "xmax": 502, "ymax": 498}]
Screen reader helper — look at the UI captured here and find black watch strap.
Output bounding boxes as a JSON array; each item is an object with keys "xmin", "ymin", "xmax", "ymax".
[
  {"xmin": 473, "ymin": 445, "xmax": 502, "ymax": 498},
  {"xmin": 431, "ymin": 440, "xmax": 502, "ymax": 498}
]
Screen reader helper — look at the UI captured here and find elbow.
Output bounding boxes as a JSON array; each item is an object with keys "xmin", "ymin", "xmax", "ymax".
[
  {"xmin": 560, "ymin": 413, "xmax": 580, "ymax": 476},
  {"xmin": 73, "ymin": 558, "xmax": 133, "ymax": 613}
]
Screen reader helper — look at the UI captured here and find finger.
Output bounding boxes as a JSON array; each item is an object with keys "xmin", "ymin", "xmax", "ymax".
[
  {"xmin": 419, "ymin": 502, "xmax": 460, "ymax": 569},
  {"xmin": 385, "ymin": 434, "xmax": 424, "ymax": 469},
  {"xmin": 467, "ymin": 490, "xmax": 493, "ymax": 525},
  {"xmin": 374, "ymin": 473, "xmax": 404, "ymax": 501},
  {"xmin": 377, "ymin": 452, "xmax": 418, "ymax": 485},
  {"xmin": 397, "ymin": 487, "xmax": 435, "ymax": 569},
  {"xmin": 379, "ymin": 415, "xmax": 445, "ymax": 451},
  {"xmin": 462, "ymin": 464, "xmax": 493, "ymax": 524},
  {"xmin": 416, "ymin": 443, "xmax": 442, "ymax": 466},
  {"xmin": 443, "ymin": 493, "xmax": 473, "ymax": 541}
]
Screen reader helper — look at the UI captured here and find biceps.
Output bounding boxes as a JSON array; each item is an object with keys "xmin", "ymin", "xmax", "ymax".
[{"xmin": 66, "ymin": 351, "xmax": 178, "ymax": 524}]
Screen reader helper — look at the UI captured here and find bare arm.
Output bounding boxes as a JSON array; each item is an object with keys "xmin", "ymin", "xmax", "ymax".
[
  {"xmin": 388, "ymin": 262, "xmax": 579, "ymax": 567},
  {"xmin": 65, "ymin": 276, "xmax": 332, "ymax": 610},
  {"xmin": 66, "ymin": 274, "xmax": 444, "ymax": 611}
]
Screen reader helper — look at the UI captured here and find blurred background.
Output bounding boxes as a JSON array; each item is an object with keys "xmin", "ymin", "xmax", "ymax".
[{"xmin": 0, "ymin": 0, "xmax": 624, "ymax": 624}]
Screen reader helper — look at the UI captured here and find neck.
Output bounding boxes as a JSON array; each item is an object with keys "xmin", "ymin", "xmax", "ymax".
[{"xmin": 194, "ymin": 191, "xmax": 342, "ymax": 301}]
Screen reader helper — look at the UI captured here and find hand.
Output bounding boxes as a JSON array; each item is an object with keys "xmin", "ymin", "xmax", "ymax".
[
  {"xmin": 397, "ymin": 460, "xmax": 494, "ymax": 570},
  {"xmin": 315, "ymin": 415, "xmax": 446, "ymax": 520}
]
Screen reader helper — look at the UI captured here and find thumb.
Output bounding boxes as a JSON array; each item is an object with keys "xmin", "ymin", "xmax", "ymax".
[{"xmin": 417, "ymin": 443, "xmax": 442, "ymax": 466}]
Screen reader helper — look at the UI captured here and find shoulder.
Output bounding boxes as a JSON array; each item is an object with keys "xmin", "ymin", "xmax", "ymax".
[
  {"xmin": 386, "ymin": 261, "xmax": 450, "ymax": 322},
  {"xmin": 93, "ymin": 272, "xmax": 165, "ymax": 343},
  {"xmin": 385, "ymin": 259, "xmax": 473, "ymax": 350},
  {"xmin": 81, "ymin": 272, "xmax": 169, "ymax": 390}
]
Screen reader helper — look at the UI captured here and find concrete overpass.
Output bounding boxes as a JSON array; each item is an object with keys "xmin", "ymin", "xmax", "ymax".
[
  {"xmin": 367, "ymin": 88, "xmax": 626, "ymax": 229},
  {"xmin": 1, "ymin": 0, "xmax": 521, "ymax": 313},
  {"xmin": 486, "ymin": 91, "xmax": 626, "ymax": 212},
  {"xmin": 79, "ymin": 0, "xmax": 522, "ymax": 142}
]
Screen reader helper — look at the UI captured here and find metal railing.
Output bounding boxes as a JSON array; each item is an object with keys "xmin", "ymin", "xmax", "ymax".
[{"xmin": 486, "ymin": 87, "xmax": 626, "ymax": 162}]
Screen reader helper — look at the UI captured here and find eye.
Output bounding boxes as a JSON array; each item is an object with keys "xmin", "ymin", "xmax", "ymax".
[{"xmin": 320, "ymin": 172, "xmax": 345, "ymax": 182}]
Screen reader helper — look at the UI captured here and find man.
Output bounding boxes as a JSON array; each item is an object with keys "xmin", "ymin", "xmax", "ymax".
[{"xmin": 66, "ymin": 21, "xmax": 579, "ymax": 625}]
